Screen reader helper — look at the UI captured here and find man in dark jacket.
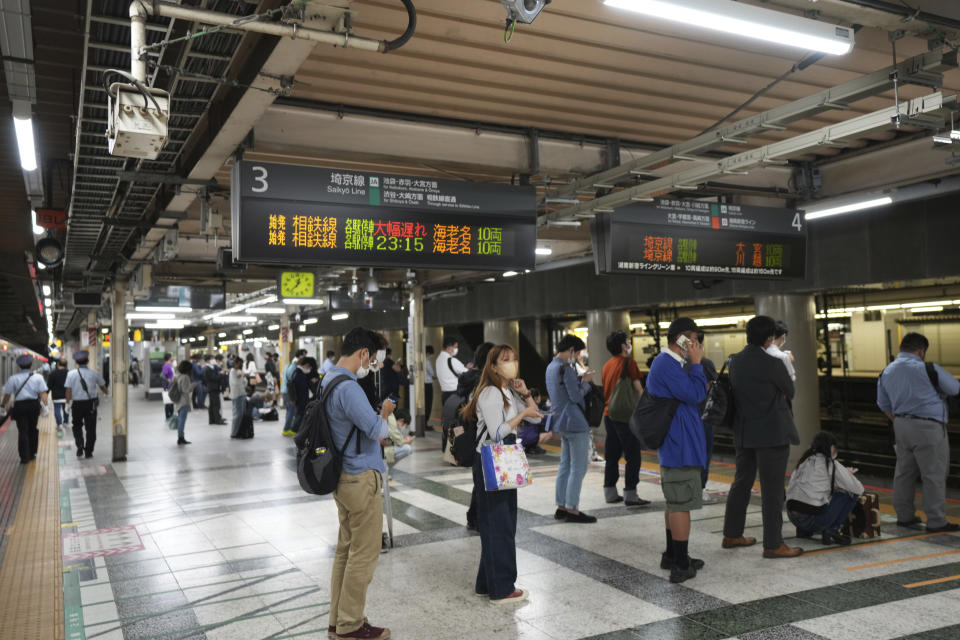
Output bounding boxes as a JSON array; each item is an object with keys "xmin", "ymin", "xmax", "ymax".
[
  {"xmin": 203, "ymin": 355, "xmax": 226, "ymax": 425},
  {"xmin": 722, "ymin": 315, "xmax": 803, "ymax": 559}
]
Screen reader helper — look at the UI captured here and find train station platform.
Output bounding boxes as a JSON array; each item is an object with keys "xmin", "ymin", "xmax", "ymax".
[{"xmin": 2, "ymin": 388, "xmax": 960, "ymax": 640}]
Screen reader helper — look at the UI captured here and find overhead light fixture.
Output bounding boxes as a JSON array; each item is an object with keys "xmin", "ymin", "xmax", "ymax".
[
  {"xmin": 217, "ymin": 332, "xmax": 227, "ymax": 338},
  {"xmin": 35, "ymin": 236, "xmax": 64, "ymax": 268},
  {"xmin": 189, "ymin": 337, "xmax": 196, "ymax": 342},
  {"xmin": 126, "ymin": 312, "xmax": 175, "ymax": 320},
  {"xmin": 211, "ymin": 315, "xmax": 257, "ymax": 324},
  {"xmin": 298, "ymin": 324, "xmax": 307, "ymax": 332},
  {"xmin": 502, "ymin": 271, "xmax": 519, "ymax": 278},
  {"xmin": 268, "ymin": 324, "xmax": 280, "ymax": 331},
  {"xmin": 145, "ymin": 320, "xmax": 187, "ymax": 329},
  {"xmin": 535, "ymin": 246, "xmax": 553, "ymax": 256},
  {"xmin": 30, "ymin": 210, "xmax": 44, "ymax": 235},
  {"xmin": 242, "ymin": 328, "xmax": 254, "ymax": 335},
  {"xmin": 42, "ymin": 285, "xmax": 51, "ymax": 296},
  {"xmin": 44, "ymin": 297, "xmax": 52, "ymax": 308},
  {"xmin": 135, "ymin": 306, "xmax": 192, "ymax": 313},
  {"xmin": 282, "ymin": 298, "xmax": 326, "ymax": 306},
  {"xmin": 365, "ymin": 268, "xmax": 379, "ymax": 293},
  {"xmin": 13, "ymin": 116, "xmax": 38, "ymax": 171},
  {"xmin": 546, "ymin": 220, "xmax": 582, "ymax": 228},
  {"xmin": 910, "ymin": 306, "xmax": 943, "ymax": 313},
  {"xmin": 198, "ymin": 336, "xmax": 205, "ymax": 341},
  {"xmin": 604, "ymin": 0, "xmax": 855, "ymax": 55},
  {"xmin": 804, "ymin": 196, "xmax": 893, "ymax": 220},
  {"xmin": 484, "ymin": 277, "xmax": 496, "ymax": 282},
  {"xmin": 248, "ymin": 307, "xmax": 286, "ymax": 315},
  {"xmin": 303, "ymin": 318, "xmax": 319, "ymax": 325},
  {"xmin": 331, "ymin": 313, "xmax": 349, "ymax": 321}
]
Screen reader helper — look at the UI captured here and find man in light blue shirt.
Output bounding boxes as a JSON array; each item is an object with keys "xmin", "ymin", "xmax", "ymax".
[
  {"xmin": 319, "ymin": 350, "xmax": 337, "ymax": 377},
  {"xmin": 2, "ymin": 354, "xmax": 49, "ymax": 463},
  {"xmin": 65, "ymin": 351, "xmax": 108, "ymax": 459},
  {"xmin": 322, "ymin": 327, "xmax": 394, "ymax": 640},
  {"xmin": 877, "ymin": 332, "xmax": 960, "ymax": 532}
]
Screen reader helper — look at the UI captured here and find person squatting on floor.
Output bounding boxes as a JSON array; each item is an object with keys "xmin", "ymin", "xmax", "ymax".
[
  {"xmin": 462, "ymin": 343, "xmax": 543, "ymax": 604},
  {"xmin": 645, "ymin": 318, "xmax": 709, "ymax": 583},
  {"xmin": 723, "ymin": 315, "xmax": 804, "ymax": 559},
  {"xmin": 877, "ymin": 332, "xmax": 960, "ymax": 533},
  {"xmin": 323, "ymin": 328, "xmax": 395, "ymax": 640},
  {"xmin": 1, "ymin": 354, "xmax": 48, "ymax": 464},
  {"xmin": 786, "ymin": 431, "xmax": 864, "ymax": 546}
]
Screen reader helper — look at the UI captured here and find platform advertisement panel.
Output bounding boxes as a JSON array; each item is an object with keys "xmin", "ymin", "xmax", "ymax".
[
  {"xmin": 231, "ymin": 161, "xmax": 537, "ymax": 270},
  {"xmin": 592, "ymin": 199, "xmax": 807, "ymax": 279}
]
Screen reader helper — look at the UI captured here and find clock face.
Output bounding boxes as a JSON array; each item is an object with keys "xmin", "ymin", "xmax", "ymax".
[{"xmin": 280, "ymin": 272, "xmax": 314, "ymax": 298}]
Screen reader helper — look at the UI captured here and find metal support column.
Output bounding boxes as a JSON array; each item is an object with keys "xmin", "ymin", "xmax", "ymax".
[
  {"xmin": 483, "ymin": 319, "xmax": 519, "ymax": 348},
  {"xmin": 86, "ymin": 311, "xmax": 99, "ymax": 373},
  {"xmin": 587, "ymin": 309, "xmax": 631, "ymax": 455},
  {"xmin": 279, "ymin": 312, "xmax": 291, "ymax": 374},
  {"xmin": 754, "ymin": 294, "xmax": 820, "ymax": 468},
  {"xmin": 111, "ymin": 281, "xmax": 129, "ymax": 462},
  {"xmin": 410, "ymin": 286, "xmax": 426, "ymax": 438}
]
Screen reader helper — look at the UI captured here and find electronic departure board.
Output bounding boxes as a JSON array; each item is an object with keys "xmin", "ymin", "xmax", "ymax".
[
  {"xmin": 138, "ymin": 286, "xmax": 226, "ymax": 309},
  {"xmin": 231, "ymin": 161, "xmax": 537, "ymax": 270},
  {"xmin": 592, "ymin": 199, "xmax": 807, "ymax": 279}
]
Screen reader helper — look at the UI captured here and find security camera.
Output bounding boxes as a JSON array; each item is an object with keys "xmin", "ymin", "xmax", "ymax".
[{"xmin": 501, "ymin": 0, "xmax": 551, "ymax": 24}]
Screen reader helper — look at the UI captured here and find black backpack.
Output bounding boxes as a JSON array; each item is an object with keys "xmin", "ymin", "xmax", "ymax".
[
  {"xmin": 702, "ymin": 359, "xmax": 735, "ymax": 429},
  {"xmin": 925, "ymin": 362, "xmax": 960, "ymax": 415},
  {"xmin": 293, "ymin": 375, "xmax": 358, "ymax": 495}
]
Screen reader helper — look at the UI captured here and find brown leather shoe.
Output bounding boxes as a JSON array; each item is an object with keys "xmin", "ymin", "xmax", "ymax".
[
  {"xmin": 721, "ymin": 536, "xmax": 757, "ymax": 548},
  {"xmin": 763, "ymin": 543, "xmax": 804, "ymax": 559}
]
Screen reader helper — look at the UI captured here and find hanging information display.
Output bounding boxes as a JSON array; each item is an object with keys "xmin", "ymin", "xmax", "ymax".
[
  {"xmin": 137, "ymin": 286, "xmax": 226, "ymax": 309},
  {"xmin": 231, "ymin": 161, "xmax": 537, "ymax": 270},
  {"xmin": 592, "ymin": 199, "xmax": 807, "ymax": 279}
]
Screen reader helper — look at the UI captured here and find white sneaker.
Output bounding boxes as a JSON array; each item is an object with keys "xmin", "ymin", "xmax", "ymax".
[{"xmin": 702, "ymin": 489, "xmax": 718, "ymax": 504}]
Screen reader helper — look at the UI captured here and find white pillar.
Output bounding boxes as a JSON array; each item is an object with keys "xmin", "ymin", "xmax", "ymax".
[
  {"xmin": 111, "ymin": 282, "xmax": 129, "ymax": 461},
  {"xmin": 410, "ymin": 285, "xmax": 426, "ymax": 437}
]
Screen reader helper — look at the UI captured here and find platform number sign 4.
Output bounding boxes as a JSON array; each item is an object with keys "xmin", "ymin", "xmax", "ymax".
[{"xmin": 792, "ymin": 212, "xmax": 803, "ymax": 232}]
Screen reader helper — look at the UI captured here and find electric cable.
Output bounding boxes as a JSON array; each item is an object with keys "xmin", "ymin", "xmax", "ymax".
[
  {"xmin": 103, "ymin": 68, "xmax": 163, "ymax": 112},
  {"xmin": 382, "ymin": 0, "xmax": 417, "ymax": 52},
  {"xmin": 504, "ymin": 18, "xmax": 517, "ymax": 43},
  {"xmin": 896, "ymin": 0, "xmax": 958, "ymax": 50}
]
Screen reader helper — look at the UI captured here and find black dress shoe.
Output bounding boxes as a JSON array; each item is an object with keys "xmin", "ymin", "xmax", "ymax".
[
  {"xmin": 896, "ymin": 517, "xmax": 923, "ymax": 527},
  {"xmin": 84, "ymin": 452, "xmax": 93, "ymax": 459},
  {"xmin": 821, "ymin": 530, "xmax": 851, "ymax": 546},
  {"xmin": 76, "ymin": 447, "xmax": 84, "ymax": 457},
  {"xmin": 177, "ymin": 438, "xmax": 192, "ymax": 445},
  {"xmin": 927, "ymin": 522, "xmax": 960, "ymax": 533},
  {"xmin": 625, "ymin": 497, "xmax": 651, "ymax": 507},
  {"xmin": 660, "ymin": 553, "xmax": 705, "ymax": 571},
  {"xmin": 564, "ymin": 511, "xmax": 597, "ymax": 524},
  {"xmin": 554, "ymin": 508, "xmax": 567, "ymax": 520}
]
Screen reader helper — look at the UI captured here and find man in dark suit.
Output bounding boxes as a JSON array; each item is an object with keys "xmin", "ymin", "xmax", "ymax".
[{"xmin": 722, "ymin": 315, "xmax": 803, "ymax": 559}]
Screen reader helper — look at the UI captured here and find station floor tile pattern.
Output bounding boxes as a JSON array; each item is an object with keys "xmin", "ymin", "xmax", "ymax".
[{"xmin": 18, "ymin": 388, "xmax": 960, "ymax": 639}]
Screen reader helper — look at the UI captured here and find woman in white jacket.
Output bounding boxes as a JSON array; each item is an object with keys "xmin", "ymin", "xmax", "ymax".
[{"xmin": 785, "ymin": 431, "xmax": 863, "ymax": 546}]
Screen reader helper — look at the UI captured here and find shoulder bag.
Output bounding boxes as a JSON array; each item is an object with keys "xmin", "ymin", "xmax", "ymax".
[
  {"xmin": 607, "ymin": 357, "xmax": 639, "ymax": 423},
  {"xmin": 628, "ymin": 390, "xmax": 681, "ymax": 450},
  {"xmin": 701, "ymin": 358, "xmax": 735, "ymax": 430}
]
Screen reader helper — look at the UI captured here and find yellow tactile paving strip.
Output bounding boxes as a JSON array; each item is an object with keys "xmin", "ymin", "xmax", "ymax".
[{"xmin": 0, "ymin": 414, "xmax": 64, "ymax": 640}]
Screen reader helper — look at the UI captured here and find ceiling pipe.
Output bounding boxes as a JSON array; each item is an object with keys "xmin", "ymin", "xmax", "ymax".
[
  {"xmin": 132, "ymin": 0, "xmax": 417, "ymax": 57},
  {"xmin": 835, "ymin": 0, "xmax": 960, "ymax": 31}
]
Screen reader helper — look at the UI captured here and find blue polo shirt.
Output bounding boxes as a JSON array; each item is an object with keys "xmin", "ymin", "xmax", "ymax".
[
  {"xmin": 645, "ymin": 351, "xmax": 707, "ymax": 468},
  {"xmin": 321, "ymin": 365, "xmax": 389, "ymax": 475}
]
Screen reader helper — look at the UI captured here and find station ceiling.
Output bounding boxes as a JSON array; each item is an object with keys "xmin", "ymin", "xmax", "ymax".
[{"xmin": 5, "ymin": 0, "xmax": 960, "ymax": 348}]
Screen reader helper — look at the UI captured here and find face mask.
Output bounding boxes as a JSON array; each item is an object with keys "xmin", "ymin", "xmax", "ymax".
[
  {"xmin": 567, "ymin": 353, "xmax": 577, "ymax": 365},
  {"xmin": 626, "ymin": 344, "xmax": 633, "ymax": 355},
  {"xmin": 451, "ymin": 347, "xmax": 459, "ymax": 357},
  {"xmin": 356, "ymin": 351, "xmax": 371, "ymax": 379},
  {"xmin": 499, "ymin": 361, "xmax": 518, "ymax": 380},
  {"xmin": 375, "ymin": 349, "xmax": 386, "ymax": 364},
  {"xmin": 779, "ymin": 338, "xmax": 787, "ymax": 349}
]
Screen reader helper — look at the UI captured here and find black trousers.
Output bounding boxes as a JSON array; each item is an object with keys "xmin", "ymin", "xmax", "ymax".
[
  {"xmin": 424, "ymin": 384, "xmax": 434, "ymax": 424},
  {"xmin": 603, "ymin": 416, "xmax": 643, "ymax": 491},
  {"xmin": 72, "ymin": 399, "xmax": 98, "ymax": 455},
  {"xmin": 472, "ymin": 455, "xmax": 518, "ymax": 599},
  {"xmin": 208, "ymin": 389, "xmax": 222, "ymax": 423},
  {"xmin": 723, "ymin": 444, "xmax": 790, "ymax": 550},
  {"xmin": 440, "ymin": 390, "xmax": 457, "ymax": 449},
  {"xmin": 12, "ymin": 399, "xmax": 40, "ymax": 462}
]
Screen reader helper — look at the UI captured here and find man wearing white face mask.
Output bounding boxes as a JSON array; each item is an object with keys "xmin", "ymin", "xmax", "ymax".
[
  {"xmin": 322, "ymin": 327, "xmax": 394, "ymax": 640},
  {"xmin": 436, "ymin": 336, "xmax": 471, "ymax": 408},
  {"xmin": 765, "ymin": 321, "xmax": 795, "ymax": 382}
]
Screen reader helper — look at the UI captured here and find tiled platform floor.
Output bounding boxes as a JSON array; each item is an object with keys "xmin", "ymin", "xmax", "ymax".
[{"xmin": 37, "ymin": 388, "xmax": 960, "ymax": 639}]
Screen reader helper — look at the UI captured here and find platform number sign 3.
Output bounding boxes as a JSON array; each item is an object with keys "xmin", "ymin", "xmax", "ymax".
[{"xmin": 251, "ymin": 166, "xmax": 268, "ymax": 193}]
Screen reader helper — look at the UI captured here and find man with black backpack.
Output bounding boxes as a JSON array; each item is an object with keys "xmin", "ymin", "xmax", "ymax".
[
  {"xmin": 878, "ymin": 332, "xmax": 960, "ymax": 533},
  {"xmin": 321, "ymin": 327, "xmax": 394, "ymax": 640}
]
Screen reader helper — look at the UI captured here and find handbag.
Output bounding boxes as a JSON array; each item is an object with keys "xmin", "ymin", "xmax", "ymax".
[
  {"xmin": 480, "ymin": 441, "xmax": 533, "ymax": 491},
  {"xmin": 5, "ymin": 374, "xmax": 34, "ymax": 419},
  {"xmin": 607, "ymin": 357, "xmax": 639, "ymax": 423},
  {"xmin": 628, "ymin": 390, "xmax": 681, "ymax": 450}
]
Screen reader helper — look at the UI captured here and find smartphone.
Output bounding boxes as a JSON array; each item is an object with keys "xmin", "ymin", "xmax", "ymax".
[
  {"xmin": 675, "ymin": 335, "xmax": 692, "ymax": 350},
  {"xmin": 387, "ymin": 394, "xmax": 400, "ymax": 404},
  {"xmin": 539, "ymin": 409, "xmax": 556, "ymax": 416}
]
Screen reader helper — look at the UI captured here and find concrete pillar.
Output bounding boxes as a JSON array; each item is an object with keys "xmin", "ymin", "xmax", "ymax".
[
  {"xmin": 424, "ymin": 326, "xmax": 443, "ymax": 422},
  {"xmin": 586, "ymin": 310, "xmax": 631, "ymax": 455},
  {"xmin": 410, "ymin": 286, "xmax": 426, "ymax": 437},
  {"xmin": 483, "ymin": 319, "xmax": 519, "ymax": 348},
  {"xmin": 111, "ymin": 282, "xmax": 129, "ymax": 461},
  {"xmin": 279, "ymin": 313, "xmax": 292, "ymax": 373},
  {"xmin": 86, "ymin": 311, "xmax": 99, "ymax": 372},
  {"xmin": 754, "ymin": 293, "xmax": 820, "ymax": 467},
  {"xmin": 533, "ymin": 317, "xmax": 549, "ymax": 360},
  {"xmin": 383, "ymin": 330, "xmax": 403, "ymax": 356}
]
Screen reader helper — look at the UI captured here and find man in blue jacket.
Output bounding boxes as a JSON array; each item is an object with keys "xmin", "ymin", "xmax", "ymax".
[{"xmin": 645, "ymin": 317, "xmax": 707, "ymax": 583}]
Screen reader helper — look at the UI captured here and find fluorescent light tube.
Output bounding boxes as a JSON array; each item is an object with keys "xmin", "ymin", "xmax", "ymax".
[
  {"xmin": 31, "ymin": 210, "xmax": 44, "ymax": 235},
  {"xmin": 910, "ymin": 306, "xmax": 943, "ymax": 313},
  {"xmin": 268, "ymin": 324, "xmax": 280, "ymax": 331},
  {"xmin": 502, "ymin": 271, "xmax": 519, "ymax": 278},
  {"xmin": 303, "ymin": 318, "xmax": 319, "ymax": 325},
  {"xmin": 42, "ymin": 285, "xmax": 51, "ymax": 296},
  {"xmin": 331, "ymin": 313, "xmax": 349, "ymax": 321},
  {"xmin": 248, "ymin": 307, "xmax": 286, "ymax": 315},
  {"xmin": 135, "ymin": 306, "xmax": 192, "ymax": 313},
  {"xmin": 604, "ymin": 0, "xmax": 854, "ymax": 55},
  {"xmin": 804, "ymin": 196, "xmax": 892, "ymax": 220},
  {"xmin": 535, "ymin": 247, "xmax": 553, "ymax": 256},
  {"xmin": 145, "ymin": 321, "xmax": 187, "ymax": 329},
  {"xmin": 212, "ymin": 315, "xmax": 257, "ymax": 324},
  {"xmin": 126, "ymin": 313, "xmax": 175, "ymax": 320},
  {"xmin": 282, "ymin": 298, "xmax": 326, "ymax": 306},
  {"xmin": 13, "ymin": 116, "xmax": 37, "ymax": 171},
  {"xmin": 218, "ymin": 332, "xmax": 227, "ymax": 338}
]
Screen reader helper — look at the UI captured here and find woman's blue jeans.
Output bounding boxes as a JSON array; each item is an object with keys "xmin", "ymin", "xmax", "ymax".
[
  {"xmin": 556, "ymin": 430, "xmax": 591, "ymax": 510},
  {"xmin": 176, "ymin": 406, "xmax": 189, "ymax": 440},
  {"xmin": 787, "ymin": 492, "xmax": 859, "ymax": 534},
  {"xmin": 54, "ymin": 401, "xmax": 67, "ymax": 426}
]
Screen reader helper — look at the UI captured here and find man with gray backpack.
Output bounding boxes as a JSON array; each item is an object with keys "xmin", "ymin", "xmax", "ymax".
[{"xmin": 296, "ymin": 327, "xmax": 394, "ymax": 640}]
